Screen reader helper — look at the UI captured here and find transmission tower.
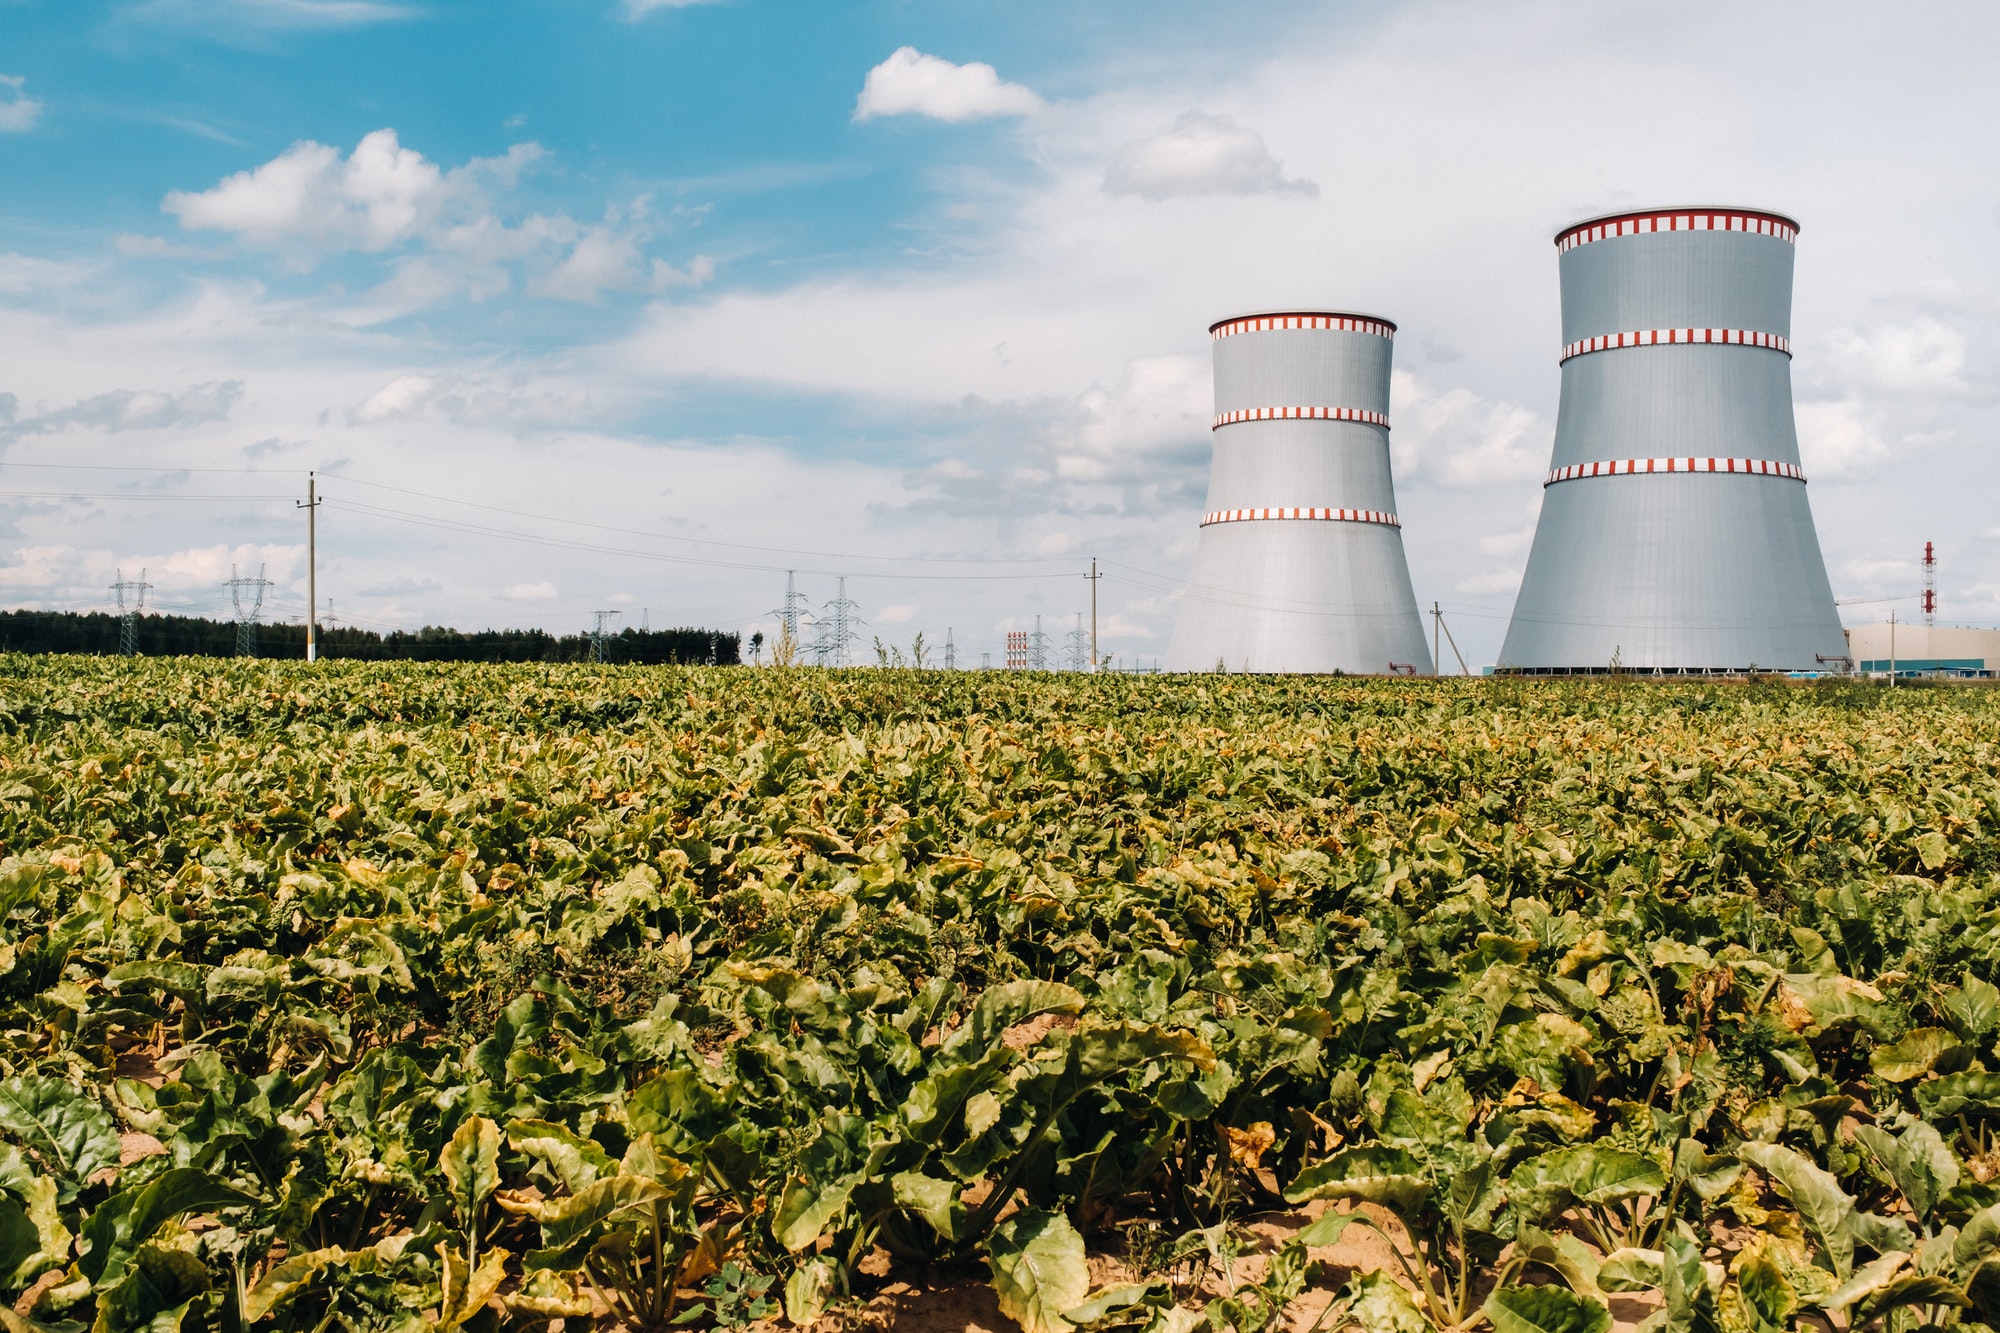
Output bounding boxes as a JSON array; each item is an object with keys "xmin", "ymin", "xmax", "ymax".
[
  {"xmin": 944, "ymin": 627, "xmax": 956, "ymax": 670},
  {"xmin": 1029, "ymin": 615, "xmax": 1050, "ymax": 671},
  {"xmin": 774, "ymin": 571, "xmax": 810, "ymax": 643},
  {"xmin": 1066, "ymin": 614, "xmax": 1088, "ymax": 672},
  {"xmin": 111, "ymin": 568, "xmax": 151, "ymax": 656},
  {"xmin": 226, "ymin": 564, "xmax": 271, "ymax": 657},
  {"xmin": 590, "ymin": 610, "xmax": 620, "ymax": 663},
  {"xmin": 821, "ymin": 577, "xmax": 862, "ymax": 667}
]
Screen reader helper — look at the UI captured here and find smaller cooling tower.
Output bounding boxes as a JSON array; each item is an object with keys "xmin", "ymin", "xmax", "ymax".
[{"xmin": 1165, "ymin": 311, "xmax": 1432, "ymax": 674}]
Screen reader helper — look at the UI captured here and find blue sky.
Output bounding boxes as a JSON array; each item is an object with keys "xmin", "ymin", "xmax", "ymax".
[{"xmin": 0, "ymin": 0, "xmax": 1995, "ymax": 666}]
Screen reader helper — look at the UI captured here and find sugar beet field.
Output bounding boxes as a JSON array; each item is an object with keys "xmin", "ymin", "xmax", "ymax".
[{"xmin": 1, "ymin": 659, "xmax": 1998, "ymax": 1333}]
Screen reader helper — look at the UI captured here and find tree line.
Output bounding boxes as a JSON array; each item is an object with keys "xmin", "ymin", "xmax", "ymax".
[{"xmin": 0, "ymin": 610, "xmax": 741, "ymax": 665}]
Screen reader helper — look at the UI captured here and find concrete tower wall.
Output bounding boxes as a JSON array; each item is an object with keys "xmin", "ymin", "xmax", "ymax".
[
  {"xmin": 1165, "ymin": 312, "xmax": 1432, "ymax": 674},
  {"xmin": 1499, "ymin": 208, "xmax": 1848, "ymax": 672}
]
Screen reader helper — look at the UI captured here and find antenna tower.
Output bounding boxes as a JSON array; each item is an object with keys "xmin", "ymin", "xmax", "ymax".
[
  {"xmin": 226, "ymin": 564, "xmax": 271, "ymax": 657},
  {"xmin": 1923, "ymin": 542, "xmax": 1937, "ymax": 627},
  {"xmin": 944, "ymin": 628, "xmax": 956, "ymax": 670},
  {"xmin": 590, "ymin": 610, "xmax": 620, "ymax": 663},
  {"xmin": 111, "ymin": 568, "xmax": 151, "ymax": 656}
]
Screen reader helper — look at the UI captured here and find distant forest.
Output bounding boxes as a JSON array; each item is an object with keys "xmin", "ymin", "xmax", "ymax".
[{"xmin": 0, "ymin": 610, "xmax": 741, "ymax": 665}]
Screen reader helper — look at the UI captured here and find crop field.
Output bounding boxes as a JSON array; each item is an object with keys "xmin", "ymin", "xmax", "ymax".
[{"xmin": 0, "ymin": 659, "xmax": 1998, "ymax": 1333}]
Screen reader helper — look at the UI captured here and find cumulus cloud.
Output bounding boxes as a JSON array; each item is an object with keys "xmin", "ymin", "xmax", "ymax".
[
  {"xmin": 2, "ymin": 382, "xmax": 244, "ymax": 440},
  {"xmin": 1103, "ymin": 111, "xmax": 1317, "ymax": 200},
  {"xmin": 853, "ymin": 48, "xmax": 1045, "ymax": 123},
  {"xmin": 164, "ymin": 129, "xmax": 457, "ymax": 251},
  {"xmin": 1389, "ymin": 371, "xmax": 1547, "ymax": 489},
  {"xmin": 351, "ymin": 371, "xmax": 589, "ymax": 426},
  {"xmin": 1825, "ymin": 318, "xmax": 1969, "ymax": 395},
  {"xmin": 0, "ymin": 76, "xmax": 43, "ymax": 133},
  {"xmin": 502, "ymin": 581, "xmax": 559, "ymax": 600},
  {"xmin": 160, "ymin": 132, "xmax": 697, "ymax": 306}
]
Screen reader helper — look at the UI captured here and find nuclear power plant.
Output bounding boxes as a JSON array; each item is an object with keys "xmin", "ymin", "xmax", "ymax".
[
  {"xmin": 1164, "ymin": 311, "xmax": 1432, "ymax": 674},
  {"xmin": 1497, "ymin": 207, "xmax": 1848, "ymax": 674}
]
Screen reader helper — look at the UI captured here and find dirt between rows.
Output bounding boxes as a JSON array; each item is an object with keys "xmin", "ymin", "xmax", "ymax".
[{"xmin": 782, "ymin": 1203, "xmax": 1666, "ymax": 1333}]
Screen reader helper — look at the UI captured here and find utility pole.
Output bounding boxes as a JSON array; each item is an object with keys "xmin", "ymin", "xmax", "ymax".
[
  {"xmin": 1087, "ymin": 558, "xmax": 1102, "ymax": 669},
  {"xmin": 297, "ymin": 472, "xmax": 322, "ymax": 663},
  {"xmin": 227, "ymin": 563, "xmax": 271, "ymax": 657},
  {"xmin": 945, "ymin": 628, "xmax": 956, "ymax": 670},
  {"xmin": 111, "ymin": 568, "xmax": 151, "ymax": 657},
  {"xmin": 591, "ymin": 610, "xmax": 620, "ymax": 663},
  {"xmin": 1433, "ymin": 602, "xmax": 1442, "ymax": 677},
  {"xmin": 1888, "ymin": 609, "xmax": 1896, "ymax": 687}
]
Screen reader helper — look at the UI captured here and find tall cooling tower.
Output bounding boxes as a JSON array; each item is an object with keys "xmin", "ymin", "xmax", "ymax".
[
  {"xmin": 1499, "ymin": 207, "xmax": 1847, "ymax": 673},
  {"xmin": 1165, "ymin": 311, "xmax": 1432, "ymax": 674}
]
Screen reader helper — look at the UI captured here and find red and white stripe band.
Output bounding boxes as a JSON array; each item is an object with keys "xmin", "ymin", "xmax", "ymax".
[
  {"xmin": 1210, "ymin": 314, "xmax": 1395, "ymax": 340},
  {"xmin": 1556, "ymin": 209, "xmax": 1799, "ymax": 253},
  {"xmin": 1213, "ymin": 406, "xmax": 1390, "ymax": 429},
  {"xmin": 1560, "ymin": 328, "xmax": 1790, "ymax": 363},
  {"xmin": 1545, "ymin": 457, "xmax": 1806, "ymax": 486},
  {"xmin": 1201, "ymin": 506, "xmax": 1400, "ymax": 528}
]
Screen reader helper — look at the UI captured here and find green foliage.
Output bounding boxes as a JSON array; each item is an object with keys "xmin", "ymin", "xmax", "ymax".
[{"xmin": 4, "ymin": 659, "xmax": 2000, "ymax": 1329}]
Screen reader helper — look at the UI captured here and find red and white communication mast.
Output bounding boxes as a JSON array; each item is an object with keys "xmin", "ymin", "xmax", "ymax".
[{"xmin": 1923, "ymin": 541, "xmax": 1937, "ymax": 627}]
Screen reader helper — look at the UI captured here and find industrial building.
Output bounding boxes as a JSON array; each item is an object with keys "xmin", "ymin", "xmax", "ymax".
[
  {"xmin": 1843, "ymin": 623, "xmax": 2000, "ymax": 677},
  {"xmin": 1164, "ymin": 311, "xmax": 1431, "ymax": 674},
  {"xmin": 1498, "ymin": 207, "xmax": 1849, "ymax": 674}
]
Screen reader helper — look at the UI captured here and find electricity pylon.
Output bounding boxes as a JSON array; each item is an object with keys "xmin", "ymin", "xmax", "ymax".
[
  {"xmin": 112, "ymin": 568, "xmax": 151, "ymax": 656},
  {"xmin": 227, "ymin": 564, "xmax": 271, "ymax": 657},
  {"xmin": 590, "ymin": 610, "xmax": 620, "ymax": 663}
]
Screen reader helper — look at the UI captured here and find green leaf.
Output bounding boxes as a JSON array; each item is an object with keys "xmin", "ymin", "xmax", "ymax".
[
  {"xmin": 1484, "ymin": 1284, "xmax": 1612, "ymax": 1333},
  {"xmin": 440, "ymin": 1115, "xmax": 499, "ymax": 1227},
  {"xmin": 1730, "ymin": 1240, "xmax": 1797, "ymax": 1333},
  {"xmin": 944, "ymin": 981, "xmax": 1085, "ymax": 1058},
  {"xmin": 1855, "ymin": 1120, "xmax": 1958, "ymax": 1225},
  {"xmin": 1870, "ymin": 1028, "xmax": 1964, "ymax": 1082},
  {"xmin": 1856, "ymin": 1274, "xmax": 1968, "ymax": 1322},
  {"xmin": 1736, "ymin": 1142, "xmax": 1857, "ymax": 1279},
  {"xmin": 988, "ymin": 1209, "xmax": 1090, "ymax": 1333},
  {"xmin": 515, "ymin": 1174, "xmax": 674, "ymax": 1271},
  {"xmin": 1293, "ymin": 1209, "xmax": 1366, "ymax": 1250},
  {"xmin": 0, "ymin": 1076, "xmax": 121, "ymax": 1189},
  {"xmin": 506, "ymin": 1118, "xmax": 614, "ymax": 1194},
  {"xmin": 891, "ymin": 1171, "xmax": 963, "ymax": 1243},
  {"xmin": 78, "ymin": 1168, "xmax": 256, "ymax": 1289},
  {"xmin": 784, "ymin": 1256, "xmax": 843, "ymax": 1327},
  {"xmin": 1920, "ymin": 1070, "xmax": 2000, "ymax": 1121},
  {"xmin": 1915, "ymin": 830, "xmax": 1952, "ymax": 870},
  {"xmin": 1283, "ymin": 1145, "xmax": 1428, "ymax": 1215},
  {"xmin": 1598, "ymin": 1248, "xmax": 1665, "ymax": 1293},
  {"xmin": 1513, "ymin": 1224, "xmax": 1606, "ymax": 1303},
  {"xmin": 1345, "ymin": 1269, "xmax": 1435, "ymax": 1333},
  {"xmin": 1820, "ymin": 1250, "xmax": 1909, "ymax": 1315},
  {"xmin": 1509, "ymin": 1146, "xmax": 1665, "ymax": 1213},
  {"xmin": 1061, "ymin": 1281, "xmax": 1171, "ymax": 1327}
]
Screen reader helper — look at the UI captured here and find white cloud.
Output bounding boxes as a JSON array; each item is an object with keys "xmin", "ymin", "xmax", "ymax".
[
  {"xmin": 875, "ymin": 604, "xmax": 916, "ymax": 624},
  {"xmin": 2, "ymin": 382, "xmax": 243, "ymax": 440},
  {"xmin": 531, "ymin": 226, "xmax": 643, "ymax": 304},
  {"xmin": 354, "ymin": 374, "xmax": 438, "ymax": 423},
  {"xmin": 350, "ymin": 370, "xmax": 590, "ymax": 426},
  {"xmin": 651, "ymin": 254, "xmax": 715, "ymax": 291},
  {"xmin": 0, "ymin": 76, "xmax": 43, "ymax": 134},
  {"xmin": 1389, "ymin": 371, "xmax": 1547, "ymax": 489},
  {"xmin": 502, "ymin": 581, "xmax": 559, "ymax": 601},
  {"xmin": 853, "ymin": 48, "xmax": 1045, "ymax": 123},
  {"xmin": 164, "ymin": 129, "xmax": 451, "ymax": 251},
  {"xmin": 1796, "ymin": 397, "xmax": 1892, "ymax": 479},
  {"xmin": 120, "ymin": 0, "xmax": 414, "ymax": 31},
  {"xmin": 1103, "ymin": 112, "xmax": 1316, "ymax": 200},
  {"xmin": 623, "ymin": 0, "xmax": 723, "ymax": 15},
  {"xmin": 1825, "ymin": 318, "xmax": 1968, "ymax": 395}
]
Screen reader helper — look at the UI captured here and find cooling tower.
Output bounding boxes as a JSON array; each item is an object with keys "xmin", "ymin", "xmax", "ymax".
[
  {"xmin": 1165, "ymin": 311, "xmax": 1432, "ymax": 674},
  {"xmin": 1497, "ymin": 207, "xmax": 1847, "ymax": 673}
]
